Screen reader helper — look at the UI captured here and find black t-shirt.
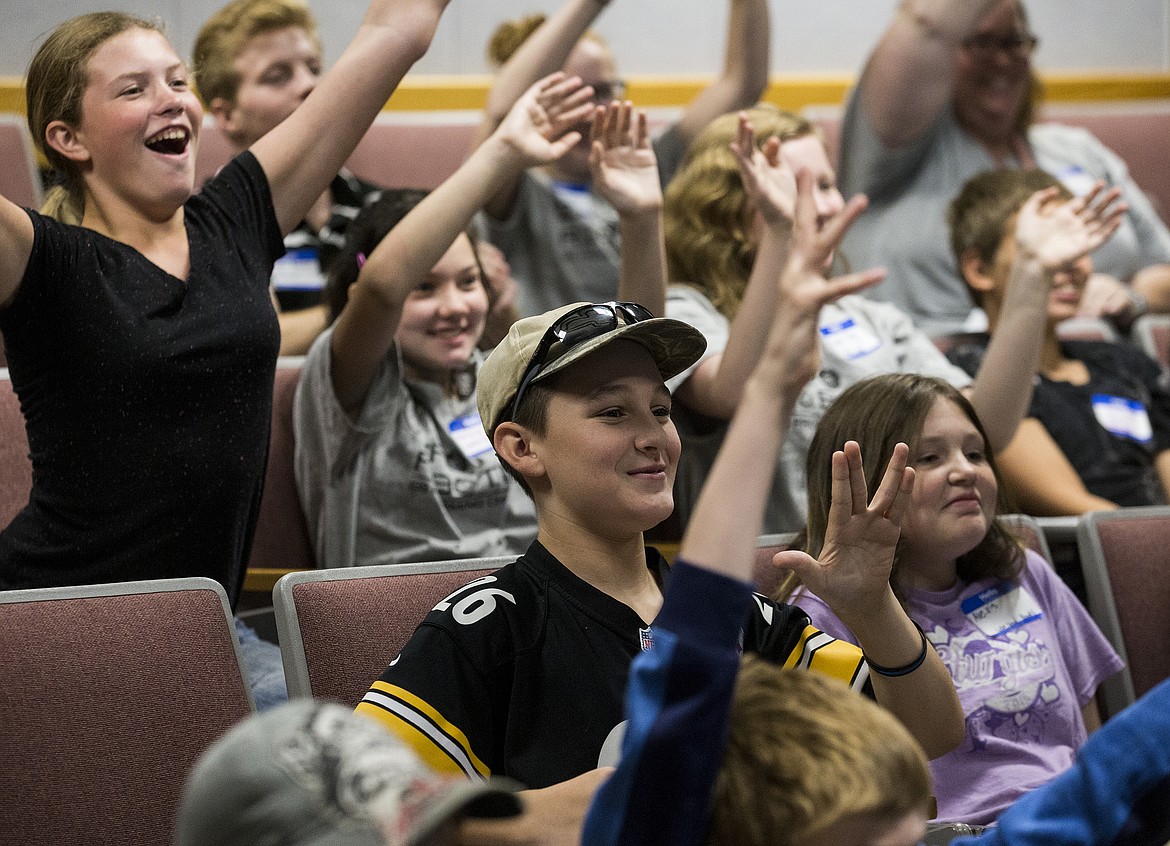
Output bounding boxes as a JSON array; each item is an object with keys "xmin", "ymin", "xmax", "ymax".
[
  {"xmin": 357, "ymin": 541, "xmax": 868, "ymax": 789},
  {"xmin": 0, "ymin": 153, "xmax": 283, "ymax": 602},
  {"xmin": 948, "ymin": 336, "xmax": 1170, "ymax": 506}
]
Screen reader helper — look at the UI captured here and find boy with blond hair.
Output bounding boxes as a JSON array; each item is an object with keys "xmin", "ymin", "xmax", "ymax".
[{"xmin": 194, "ymin": 0, "xmax": 382, "ymax": 353}]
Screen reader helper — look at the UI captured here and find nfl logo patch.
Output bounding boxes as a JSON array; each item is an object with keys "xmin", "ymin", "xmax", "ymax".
[{"xmin": 639, "ymin": 627, "xmax": 654, "ymax": 651}]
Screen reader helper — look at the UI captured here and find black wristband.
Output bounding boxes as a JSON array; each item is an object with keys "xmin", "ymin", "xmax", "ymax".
[{"xmin": 865, "ymin": 621, "xmax": 929, "ymax": 678}]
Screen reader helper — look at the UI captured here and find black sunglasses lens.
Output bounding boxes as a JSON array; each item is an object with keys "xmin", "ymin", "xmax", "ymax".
[
  {"xmin": 556, "ymin": 305, "xmax": 620, "ymax": 346},
  {"xmin": 617, "ymin": 302, "xmax": 653, "ymax": 323}
]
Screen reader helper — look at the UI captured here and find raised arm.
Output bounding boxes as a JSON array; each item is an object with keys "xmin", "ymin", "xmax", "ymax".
[
  {"xmin": 251, "ymin": 0, "xmax": 451, "ymax": 235},
  {"xmin": 588, "ymin": 102, "xmax": 666, "ymax": 315},
  {"xmin": 475, "ymin": 0, "xmax": 608, "ymax": 147},
  {"xmin": 673, "ymin": 0, "xmax": 771, "ymax": 147},
  {"xmin": 0, "ymin": 197, "xmax": 34, "ymax": 310},
  {"xmin": 681, "ymin": 168, "xmax": 885, "ymax": 579},
  {"xmin": 328, "ymin": 74, "xmax": 593, "ymax": 412},
  {"xmin": 859, "ymin": 0, "xmax": 1001, "ymax": 147},
  {"xmin": 676, "ymin": 115, "xmax": 803, "ymax": 419},
  {"xmin": 478, "ymin": 0, "xmax": 608, "ymax": 219},
  {"xmin": 773, "ymin": 441, "xmax": 965, "ymax": 759},
  {"xmin": 970, "ymin": 184, "xmax": 1126, "ymax": 452}
]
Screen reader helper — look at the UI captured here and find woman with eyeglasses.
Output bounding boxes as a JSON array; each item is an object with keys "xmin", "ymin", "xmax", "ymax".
[
  {"xmin": 837, "ymin": 0, "xmax": 1170, "ymax": 336},
  {"xmin": 293, "ymin": 85, "xmax": 673, "ymax": 571},
  {"xmin": 473, "ymin": 0, "xmax": 771, "ymax": 318}
]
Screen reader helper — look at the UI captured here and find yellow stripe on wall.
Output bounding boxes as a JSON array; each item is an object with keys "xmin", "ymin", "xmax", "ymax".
[{"xmin": 3, "ymin": 72, "xmax": 1170, "ymax": 116}]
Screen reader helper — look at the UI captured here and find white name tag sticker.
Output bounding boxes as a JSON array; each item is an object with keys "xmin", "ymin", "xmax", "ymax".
[
  {"xmin": 449, "ymin": 413, "xmax": 494, "ymax": 461},
  {"xmin": 1053, "ymin": 164, "xmax": 1098, "ymax": 199},
  {"xmin": 271, "ymin": 247, "xmax": 326, "ymax": 291},
  {"xmin": 961, "ymin": 582, "xmax": 1043, "ymax": 638},
  {"xmin": 819, "ymin": 317, "xmax": 882, "ymax": 361},
  {"xmin": 1092, "ymin": 394, "xmax": 1153, "ymax": 443}
]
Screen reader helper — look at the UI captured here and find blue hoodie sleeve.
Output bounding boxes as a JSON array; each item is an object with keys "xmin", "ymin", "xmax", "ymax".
[{"xmin": 581, "ymin": 560, "xmax": 753, "ymax": 846}]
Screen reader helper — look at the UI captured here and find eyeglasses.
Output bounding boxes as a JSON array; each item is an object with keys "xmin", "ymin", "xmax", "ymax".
[
  {"xmin": 961, "ymin": 31, "xmax": 1039, "ymax": 60},
  {"xmin": 590, "ymin": 79, "xmax": 628, "ymax": 104},
  {"xmin": 509, "ymin": 301, "xmax": 653, "ymax": 422}
]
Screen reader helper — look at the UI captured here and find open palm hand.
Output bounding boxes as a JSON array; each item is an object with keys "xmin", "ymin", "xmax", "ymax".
[
  {"xmin": 1015, "ymin": 182, "xmax": 1126, "ymax": 270},
  {"xmin": 588, "ymin": 101, "xmax": 661, "ymax": 216}
]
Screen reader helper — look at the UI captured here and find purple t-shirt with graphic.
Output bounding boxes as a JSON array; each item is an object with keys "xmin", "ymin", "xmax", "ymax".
[{"xmin": 792, "ymin": 550, "xmax": 1123, "ymax": 826}]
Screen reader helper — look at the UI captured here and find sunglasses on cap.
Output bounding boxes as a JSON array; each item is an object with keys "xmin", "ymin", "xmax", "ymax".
[{"xmin": 509, "ymin": 301, "xmax": 653, "ymax": 422}]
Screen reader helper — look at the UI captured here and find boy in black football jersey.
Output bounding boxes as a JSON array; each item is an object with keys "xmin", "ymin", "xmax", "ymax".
[{"xmin": 356, "ymin": 159, "xmax": 963, "ymax": 811}]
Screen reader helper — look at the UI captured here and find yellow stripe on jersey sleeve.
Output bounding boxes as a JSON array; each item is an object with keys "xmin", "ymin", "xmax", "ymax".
[
  {"xmin": 782, "ymin": 625, "xmax": 869, "ymax": 691},
  {"xmin": 356, "ymin": 681, "xmax": 490, "ymax": 779}
]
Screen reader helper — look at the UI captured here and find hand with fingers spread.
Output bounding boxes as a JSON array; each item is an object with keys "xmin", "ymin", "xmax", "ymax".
[
  {"xmin": 588, "ymin": 101, "xmax": 662, "ymax": 217},
  {"xmin": 729, "ymin": 111, "xmax": 796, "ymax": 228},
  {"xmin": 763, "ymin": 169, "xmax": 887, "ymax": 389},
  {"xmin": 496, "ymin": 72, "xmax": 597, "ymax": 167},
  {"xmin": 1015, "ymin": 182, "xmax": 1126, "ymax": 272},
  {"xmin": 774, "ymin": 441, "xmax": 914, "ymax": 623}
]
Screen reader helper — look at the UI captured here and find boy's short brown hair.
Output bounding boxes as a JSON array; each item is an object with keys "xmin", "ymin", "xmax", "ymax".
[
  {"xmin": 193, "ymin": 0, "xmax": 320, "ymax": 107},
  {"xmin": 710, "ymin": 657, "xmax": 932, "ymax": 846}
]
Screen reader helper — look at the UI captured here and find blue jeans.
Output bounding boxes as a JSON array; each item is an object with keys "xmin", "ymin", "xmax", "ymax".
[{"xmin": 234, "ymin": 617, "xmax": 289, "ymax": 711}]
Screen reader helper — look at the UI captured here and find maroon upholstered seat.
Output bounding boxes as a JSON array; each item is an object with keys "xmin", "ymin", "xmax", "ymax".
[
  {"xmin": 195, "ymin": 114, "xmax": 478, "ymax": 193},
  {"xmin": 1076, "ymin": 506, "xmax": 1170, "ymax": 717},
  {"xmin": 274, "ymin": 556, "xmax": 512, "ymax": 706},
  {"xmin": 0, "ymin": 578, "xmax": 252, "ymax": 846},
  {"xmin": 248, "ymin": 359, "xmax": 315, "ymax": 572},
  {"xmin": 1133, "ymin": 314, "xmax": 1170, "ymax": 371},
  {"xmin": 753, "ymin": 532, "xmax": 799, "ymax": 599},
  {"xmin": 0, "ymin": 114, "xmax": 43, "ymax": 211}
]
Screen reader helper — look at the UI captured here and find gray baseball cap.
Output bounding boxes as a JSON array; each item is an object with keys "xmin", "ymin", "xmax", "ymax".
[{"xmin": 176, "ymin": 701, "xmax": 523, "ymax": 846}]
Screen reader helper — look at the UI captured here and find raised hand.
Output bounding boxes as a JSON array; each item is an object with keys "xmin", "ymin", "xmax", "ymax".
[
  {"xmin": 587, "ymin": 101, "xmax": 661, "ymax": 216},
  {"xmin": 496, "ymin": 72, "xmax": 596, "ymax": 167},
  {"xmin": 729, "ymin": 111, "xmax": 796, "ymax": 227},
  {"xmin": 1015, "ymin": 182, "xmax": 1126, "ymax": 271},
  {"xmin": 764, "ymin": 169, "xmax": 887, "ymax": 388},
  {"xmin": 774, "ymin": 441, "xmax": 914, "ymax": 622}
]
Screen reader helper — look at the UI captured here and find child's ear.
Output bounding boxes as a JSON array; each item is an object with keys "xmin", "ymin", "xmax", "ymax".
[
  {"xmin": 494, "ymin": 422, "xmax": 546, "ymax": 482},
  {"xmin": 960, "ymin": 247, "xmax": 996, "ymax": 295},
  {"xmin": 44, "ymin": 120, "xmax": 91, "ymax": 164}
]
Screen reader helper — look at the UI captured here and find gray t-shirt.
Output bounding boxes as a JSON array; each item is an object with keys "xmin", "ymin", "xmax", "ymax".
[
  {"xmin": 293, "ymin": 329, "xmax": 537, "ymax": 569},
  {"xmin": 483, "ymin": 126, "xmax": 688, "ymax": 318},
  {"xmin": 839, "ymin": 91, "xmax": 1170, "ymax": 335},
  {"xmin": 665, "ymin": 285, "xmax": 971, "ymax": 532}
]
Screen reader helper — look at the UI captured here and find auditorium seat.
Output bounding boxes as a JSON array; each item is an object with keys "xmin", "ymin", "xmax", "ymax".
[
  {"xmin": 1132, "ymin": 313, "xmax": 1170, "ymax": 371},
  {"xmin": 754, "ymin": 532, "xmax": 799, "ymax": 598},
  {"xmin": 194, "ymin": 113, "xmax": 479, "ymax": 192},
  {"xmin": 247, "ymin": 357, "xmax": 315, "ymax": 577},
  {"xmin": 274, "ymin": 556, "xmax": 512, "ymax": 705},
  {"xmin": 1076, "ymin": 506, "xmax": 1170, "ymax": 718},
  {"xmin": 0, "ymin": 577, "xmax": 252, "ymax": 846},
  {"xmin": 0, "ymin": 114, "xmax": 43, "ymax": 211}
]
